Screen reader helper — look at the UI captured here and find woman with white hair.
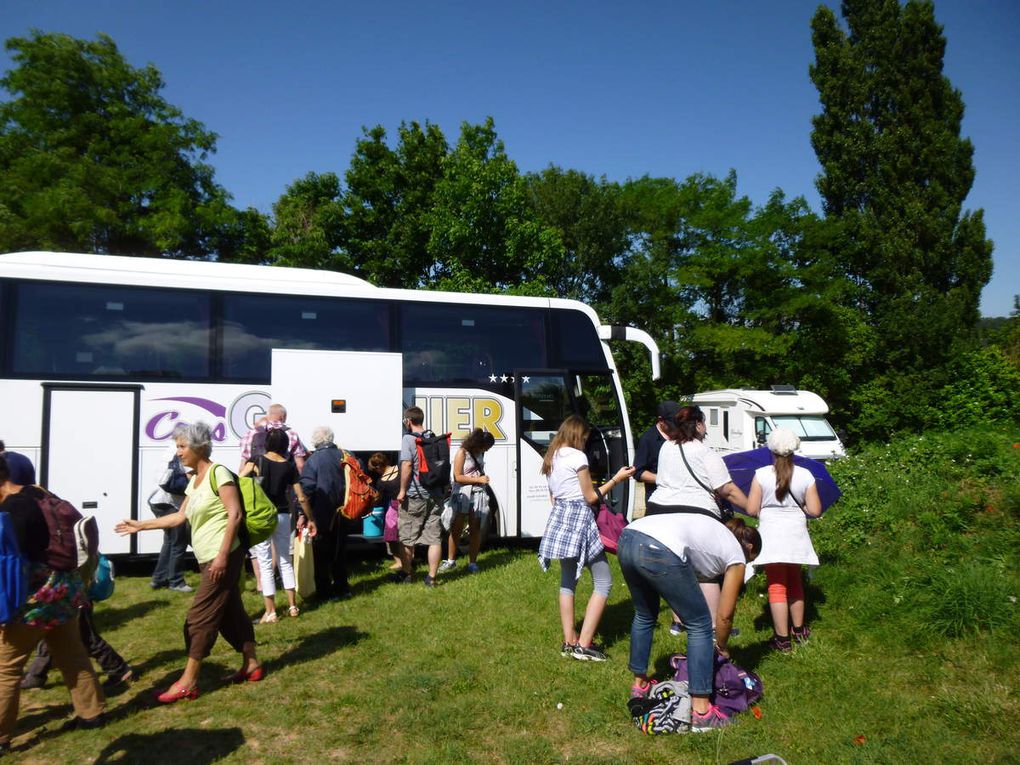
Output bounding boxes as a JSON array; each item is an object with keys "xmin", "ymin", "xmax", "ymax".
[
  {"xmin": 299, "ymin": 425, "xmax": 353, "ymax": 600},
  {"xmin": 745, "ymin": 427, "xmax": 823, "ymax": 652},
  {"xmin": 116, "ymin": 422, "xmax": 262, "ymax": 701}
]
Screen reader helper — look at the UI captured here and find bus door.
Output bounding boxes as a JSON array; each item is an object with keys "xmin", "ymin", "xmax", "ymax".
[
  {"xmin": 514, "ymin": 370, "xmax": 631, "ymax": 537},
  {"xmin": 572, "ymin": 372, "xmax": 631, "ymax": 515},
  {"xmin": 40, "ymin": 384, "xmax": 141, "ymax": 555}
]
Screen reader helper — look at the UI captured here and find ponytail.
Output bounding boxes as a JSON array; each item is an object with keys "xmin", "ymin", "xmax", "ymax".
[
  {"xmin": 774, "ymin": 453, "xmax": 793, "ymax": 502},
  {"xmin": 725, "ymin": 516, "xmax": 761, "ymax": 562}
]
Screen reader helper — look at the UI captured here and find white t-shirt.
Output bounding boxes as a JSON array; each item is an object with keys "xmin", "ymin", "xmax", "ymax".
[
  {"xmin": 628, "ymin": 513, "xmax": 745, "ymax": 582},
  {"xmin": 755, "ymin": 465, "xmax": 815, "ymax": 509},
  {"xmin": 546, "ymin": 447, "xmax": 588, "ymax": 502},
  {"xmin": 647, "ymin": 439, "xmax": 732, "ymax": 512}
]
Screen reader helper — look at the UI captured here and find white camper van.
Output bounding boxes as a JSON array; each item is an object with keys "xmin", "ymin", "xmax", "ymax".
[{"xmin": 689, "ymin": 386, "xmax": 846, "ymax": 461}]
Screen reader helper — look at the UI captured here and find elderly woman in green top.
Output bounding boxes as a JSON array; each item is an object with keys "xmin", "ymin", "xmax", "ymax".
[{"xmin": 116, "ymin": 422, "xmax": 262, "ymax": 702}]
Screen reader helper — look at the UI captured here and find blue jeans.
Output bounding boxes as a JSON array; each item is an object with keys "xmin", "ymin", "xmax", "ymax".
[
  {"xmin": 618, "ymin": 528, "xmax": 714, "ymax": 696},
  {"xmin": 150, "ymin": 503, "xmax": 190, "ymax": 587}
]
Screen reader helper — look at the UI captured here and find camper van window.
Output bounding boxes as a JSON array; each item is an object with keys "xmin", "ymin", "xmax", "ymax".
[
  {"xmin": 755, "ymin": 417, "xmax": 771, "ymax": 444},
  {"xmin": 772, "ymin": 415, "xmax": 837, "ymax": 441},
  {"xmin": 709, "ymin": 408, "xmax": 718, "ymax": 426}
]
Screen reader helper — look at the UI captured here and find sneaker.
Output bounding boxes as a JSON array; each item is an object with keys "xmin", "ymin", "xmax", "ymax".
[
  {"xmin": 669, "ymin": 620, "xmax": 685, "ymax": 636},
  {"xmin": 466, "ymin": 562, "xmax": 480, "ymax": 574},
  {"xmin": 423, "ymin": 575, "xmax": 437, "ymax": 588},
  {"xmin": 630, "ymin": 678, "xmax": 659, "ymax": 699},
  {"xmin": 169, "ymin": 583, "xmax": 194, "ymax": 593},
  {"xmin": 571, "ymin": 643, "xmax": 608, "ymax": 662},
  {"xmin": 19, "ymin": 674, "xmax": 45, "ymax": 690},
  {"xmin": 792, "ymin": 625, "xmax": 811, "ymax": 644},
  {"xmin": 769, "ymin": 634, "xmax": 793, "ymax": 653},
  {"xmin": 438, "ymin": 560, "xmax": 457, "ymax": 571},
  {"xmin": 691, "ymin": 704, "xmax": 732, "ymax": 732},
  {"xmin": 560, "ymin": 641, "xmax": 577, "ymax": 657},
  {"xmin": 149, "ymin": 580, "xmax": 168, "ymax": 590},
  {"xmin": 102, "ymin": 668, "xmax": 133, "ymax": 690}
]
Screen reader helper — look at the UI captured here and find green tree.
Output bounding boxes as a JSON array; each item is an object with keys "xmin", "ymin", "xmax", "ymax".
[
  {"xmin": 339, "ymin": 121, "xmax": 448, "ymax": 287},
  {"xmin": 0, "ymin": 31, "xmax": 236, "ymax": 257},
  {"xmin": 268, "ymin": 172, "xmax": 347, "ymax": 271},
  {"xmin": 810, "ymin": 0, "xmax": 994, "ymax": 434},
  {"xmin": 524, "ymin": 167, "xmax": 627, "ymax": 304},
  {"xmin": 427, "ymin": 118, "xmax": 562, "ymax": 295}
]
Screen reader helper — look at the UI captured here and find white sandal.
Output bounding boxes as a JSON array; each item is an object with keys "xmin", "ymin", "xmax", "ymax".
[
  {"xmin": 288, "ymin": 606, "xmax": 300, "ymax": 618},
  {"xmin": 259, "ymin": 611, "xmax": 279, "ymax": 624}
]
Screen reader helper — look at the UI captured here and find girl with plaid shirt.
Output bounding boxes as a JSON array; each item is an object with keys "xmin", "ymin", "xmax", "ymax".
[{"xmin": 538, "ymin": 416, "xmax": 635, "ymax": 661}]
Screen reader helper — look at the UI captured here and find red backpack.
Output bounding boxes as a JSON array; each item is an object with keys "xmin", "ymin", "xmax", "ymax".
[{"xmin": 337, "ymin": 451, "xmax": 379, "ymax": 522}]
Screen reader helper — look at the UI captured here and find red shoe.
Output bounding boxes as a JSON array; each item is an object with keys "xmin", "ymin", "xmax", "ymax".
[
  {"xmin": 155, "ymin": 682, "xmax": 199, "ymax": 704},
  {"xmin": 224, "ymin": 665, "xmax": 265, "ymax": 684}
]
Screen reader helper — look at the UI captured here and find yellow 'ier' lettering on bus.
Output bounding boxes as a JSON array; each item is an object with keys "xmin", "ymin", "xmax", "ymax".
[
  {"xmin": 474, "ymin": 398, "xmax": 505, "ymax": 440},
  {"xmin": 446, "ymin": 398, "xmax": 472, "ymax": 437}
]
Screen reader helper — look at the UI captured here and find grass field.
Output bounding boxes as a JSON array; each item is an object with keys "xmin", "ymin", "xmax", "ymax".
[{"xmin": 7, "ymin": 426, "xmax": 1020, "ymax": 764}]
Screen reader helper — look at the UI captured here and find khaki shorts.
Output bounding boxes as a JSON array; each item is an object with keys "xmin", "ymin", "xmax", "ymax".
[{"xmin": 399, "ymin": 494, "xmax": 442, "ymax": 547}]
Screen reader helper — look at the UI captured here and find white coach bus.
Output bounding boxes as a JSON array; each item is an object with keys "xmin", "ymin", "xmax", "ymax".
[{"xmin": 0, "ymin": 251, "xmax": 659, "ymax": 556}]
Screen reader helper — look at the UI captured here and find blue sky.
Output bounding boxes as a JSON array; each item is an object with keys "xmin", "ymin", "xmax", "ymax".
[{"xmin": 2, "ymin": 0, "xmax": 1016, "ymax": 316}]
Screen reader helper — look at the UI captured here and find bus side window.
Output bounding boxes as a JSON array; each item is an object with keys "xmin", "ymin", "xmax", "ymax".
[{"xmin": 755, "ymin": 417, "xmax": 771, "ymax": 445}]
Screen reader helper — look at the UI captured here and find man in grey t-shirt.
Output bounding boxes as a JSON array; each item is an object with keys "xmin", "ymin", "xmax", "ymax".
[{"xmin": 395, "ymin": 406, "xmax": 445, "ymax": 587}]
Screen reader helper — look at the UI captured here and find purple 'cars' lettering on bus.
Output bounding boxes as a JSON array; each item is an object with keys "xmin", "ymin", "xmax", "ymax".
[
  {"xmin": 146, "ymin": 397, "xmax": 229, "ymax": 442},
  {"xmin": 153, "ymin": 397, "xmax": 227, "ymax": 417}
]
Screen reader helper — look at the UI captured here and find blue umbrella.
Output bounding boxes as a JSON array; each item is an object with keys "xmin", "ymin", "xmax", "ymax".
[{"xmin": 722, "ymin": 447, "xmax": 842, "ymax": 515}]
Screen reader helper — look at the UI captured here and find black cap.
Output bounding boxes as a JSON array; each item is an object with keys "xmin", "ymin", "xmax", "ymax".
[{"xmin": 656, "ymin": 401, "xmax": 681, "ymax": 420}]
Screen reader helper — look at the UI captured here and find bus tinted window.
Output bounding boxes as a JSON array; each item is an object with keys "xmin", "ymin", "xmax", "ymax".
[
  {"xmin": 400, "ymin": 304, "xmax": 546, "ymax": 384},
  {"xmin": 221, "ymin": 293, "xmax": 389, "ymax": 380},
  {"xmin": 12, "ymin": 282, "xmax": 211, "ymax": 378},
  {"xmin": 551, "ymin": 309, "xmax": 606, "ymax": 369}
]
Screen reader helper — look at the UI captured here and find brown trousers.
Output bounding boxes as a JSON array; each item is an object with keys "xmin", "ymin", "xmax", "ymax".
[
  {"xmin": 0, "ymin": 618, "xmax": 106, "ymax": 743},
  {"xmin": 184, "ymin": 544, "xmax": 255, "ymax": 661}
]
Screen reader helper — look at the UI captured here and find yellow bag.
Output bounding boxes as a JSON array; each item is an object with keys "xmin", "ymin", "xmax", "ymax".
[{"xmin": 293, "ymin": 528, "xmax": 316, "ymax": 601}]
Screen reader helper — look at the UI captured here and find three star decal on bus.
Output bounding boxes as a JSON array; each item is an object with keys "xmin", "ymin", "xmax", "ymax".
[{"xmin": 488, "ymin": 375, "xmax": 529, "ymax": 383}]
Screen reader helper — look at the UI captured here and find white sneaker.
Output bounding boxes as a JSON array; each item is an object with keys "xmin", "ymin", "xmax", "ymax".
[{"xmin": 438, "ymin": 560, "xmax": 457, "ymax": 571}]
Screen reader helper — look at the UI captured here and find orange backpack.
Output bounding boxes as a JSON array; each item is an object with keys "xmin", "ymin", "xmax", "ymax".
[{"xmin": 337, "ymin": 451, "xmax": 379, "ymax": 521}]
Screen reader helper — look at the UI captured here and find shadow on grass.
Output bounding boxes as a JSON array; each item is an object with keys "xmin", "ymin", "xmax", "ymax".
[
  {"xmin": 345, "ymin": 545, "xmax": 527, "ymax": 595},
  {"xmin": 750, "ymin": 580, "xmax": 827, "ymax": 635},
  {"xmin": 600, "ymin": 599, "xmax": 636, "ymax": 648},
  {"xmin": 93, "ymin": 599, "xmax": 168, "ymax": 632},
  {"xmin": 93, "ymin": 727, "xmax": 245, "ymax": 764},
  {"xmin": 265, "ymin": 624, "xmax": 366, "ymax": 673}
]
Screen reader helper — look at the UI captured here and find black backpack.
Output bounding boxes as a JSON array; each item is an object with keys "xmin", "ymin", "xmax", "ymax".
[
  {"xmin": 249, "ymin": 425, "xmax": 289, "ymax": 462},
  {"xmin": 158, "ymin": 455, "xmax": 189, "ymax": 495},
  {"xmin": 414, "ymin": 431, "xmax": 452, "ymax": 491}
]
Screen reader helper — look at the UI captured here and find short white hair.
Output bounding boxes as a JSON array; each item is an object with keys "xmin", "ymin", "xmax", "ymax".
[
  {"xmin": 311, "ymin": 425, "xmax": 335, "ymax": 449},
  {"xmin": 767, "ymin": 427, "xmax": 800, "ymax": 457},
  {"xmin": 178, "ymin": 421, "xmax": 214, "ymax": 459}
]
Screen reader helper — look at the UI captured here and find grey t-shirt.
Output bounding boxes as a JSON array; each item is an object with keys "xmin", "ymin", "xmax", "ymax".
[{"xmin": 400, "ymin": 432, "xmax": 437, "ymax": 499}]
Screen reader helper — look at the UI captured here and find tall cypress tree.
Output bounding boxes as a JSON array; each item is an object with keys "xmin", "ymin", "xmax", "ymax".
[{"xmin": 810, "ymin": 0, "xmax": 993, "ymax": 434}]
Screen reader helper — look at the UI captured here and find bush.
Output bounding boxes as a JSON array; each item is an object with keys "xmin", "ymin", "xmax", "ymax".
[{"xmin": 932, "ymin": 346, "xmax": 1020, "ymax": 427}]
